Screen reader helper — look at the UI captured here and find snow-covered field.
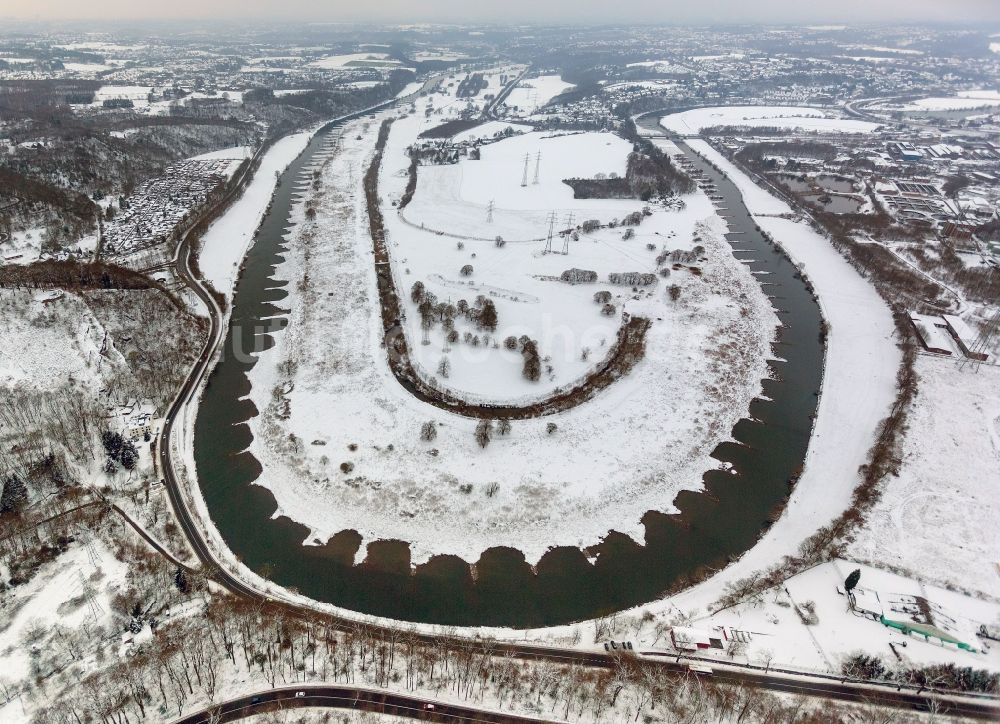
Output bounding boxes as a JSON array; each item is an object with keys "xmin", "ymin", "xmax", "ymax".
[
  {"xmin": 849, "ymin": 356, "xmax": 1000, "ymax": 598},
  {"xmin": 189, "ymin": 145, "xmax": 251, "ymax": 172},
  {"xmin": 448, "ymin": 120, "xmax": 532, "ymax": 144},
  {"xmin": 309, "ymin": 52, "xmax": 400, "ymax": 70},
  {"xmin": 660, "ymin": 106, "xmax": 880, "ymax": 135},
  {"xmin": 198, "ymin": 129, "xmax": 317, "ymax": 299},
  {"xmin": 890, "ymin": 90, "xmax": 1000, "ymax": 112},
  {"xmin": 502, "ymin": 75, "xmax": 574, "ymax": 114},
  {"xmin": 237, "ymin": 82, "xmax": 779, "ymax": 564}
]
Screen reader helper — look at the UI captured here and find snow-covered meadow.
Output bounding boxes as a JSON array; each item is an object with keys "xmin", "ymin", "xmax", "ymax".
[
  {"xmin": 882, "ymin": 90, "xmax": 1000, "ymax": 113},
  {"xmin": 849, "ymin": 357, "xmax": 1000, "ymax": 598},
  {"xmin": 501, "ymin": 75, "xmax": 575, "ymax": 115},
  {"xmin": 659, "ymin": 106, "xmax": 880, "ymax": 135},
  {"xmin": 237, "ymin": 77, "xmax": 780, "ymax": 565}
]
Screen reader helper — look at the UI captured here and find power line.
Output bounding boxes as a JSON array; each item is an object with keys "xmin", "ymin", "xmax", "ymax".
[
  {"xmin": 520, "ymin": 153, "xmax": 530, "ymax": 187},
  {"xmin": 532, "ymin": 152, "xmax": 541, "ymax": 185},
  {"xmin": 486, "ymin": 199, "xmax": 494, "ymax": 223}
]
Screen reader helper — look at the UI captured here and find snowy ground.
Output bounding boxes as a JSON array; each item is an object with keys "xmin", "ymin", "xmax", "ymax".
[
  {"xmin": 239, "ymin": 103, "xmax": 778, "ymax": 563},
  {"xmin": 393, "ymin": 127, "xmax": 737, "ymax": 401},
  {"xmin": 849, "ymin": 356, "xmax": 1000, "ymax": 598},
  {"xmin": 885, "ymin": 90, "xmax": 1000, "ymax": 112},
  {"xmin": 676, "ymin": 560, "xmax": 1000, "ymax": 676},
  {"xmin": 502, "ymin": 75, "xmax": 574, "ymax": 115},
  {"xmin": 0, "ymin": 538, "xmax": 128, "ymax": 686},
  {"xmin": 308, "ymin": 53, "xmax": 400, "ymax": 70},
  {"xmin": 448, "ymin": 120, "xmax": 532, "ymax": 144},
  {"xmin": 0, "ymin": 289, "xmax": 123, "ymax": 390},
  {"xmin": 659, "ymin": 106, "xmax": 881, "ymax": 135},
  {"xmin": 198, "ymin": 129, "xmax": 317, "ymax": 300},
  {"xmin": 189, "ymin": 145, "xmax": 252, "ymax": 164}
]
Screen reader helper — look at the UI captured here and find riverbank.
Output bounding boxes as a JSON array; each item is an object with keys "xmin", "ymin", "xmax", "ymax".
[
  {"xmin": 198, "ymin": 127, "xmax": 320, "ymax": 301},
  {"xmin": 650, "ymin": 138, "xmax": 900, "ymax": 614}
]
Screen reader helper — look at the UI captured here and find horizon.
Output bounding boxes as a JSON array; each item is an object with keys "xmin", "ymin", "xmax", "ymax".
[{"xmin": 3, "ymin": 0, "xmax": 1000, "ymax": 26}]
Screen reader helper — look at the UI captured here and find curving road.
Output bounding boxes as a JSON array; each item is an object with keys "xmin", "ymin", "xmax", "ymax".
[
  {"xmin": 173, "ymin": 685, "xmax": 557, "ymax": 724},
  {"xmin": 150, "ymin": 95, "xmax": 1000, "ymax": 723}
]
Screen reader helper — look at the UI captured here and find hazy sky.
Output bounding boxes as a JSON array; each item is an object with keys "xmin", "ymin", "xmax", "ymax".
[{"xmin": 5, "ymin": 0, "xmax": 1000, "ymax": 25}]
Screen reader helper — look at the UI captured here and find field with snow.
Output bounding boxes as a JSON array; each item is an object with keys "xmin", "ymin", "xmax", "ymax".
[
  {"xmin": 890, "ymin": 90, "xmax": 1000, "ymax": 112},
  {"xmin": 448, "ymin": 120, "xmax": 532, "ymax": 144},
  {"xmin": 238, "ymin": 73, "xmax": 779, "ymax": 565},
  {"xmin": 308, "ymin": 52, "xmax": 401, "ymax": 70},
  {"xmin": 849, "ymin": 356, "xmax": 1000, "ymax": 598},
  {"xmin": 660, "ymin": 106, "xmax": 880, "ymax": 135},
  {"xmin": 502, "ymin": 75, "xmax": 574, "ymax": 114}
]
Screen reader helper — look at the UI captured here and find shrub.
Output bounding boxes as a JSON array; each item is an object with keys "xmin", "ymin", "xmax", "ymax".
[
  {"xmin": 474, "ymin": 419, "xmax": 492, "ymax": 448},
  {"xmin": 420, "ymin": 421, "xmax": 437, "ymax": 442}
]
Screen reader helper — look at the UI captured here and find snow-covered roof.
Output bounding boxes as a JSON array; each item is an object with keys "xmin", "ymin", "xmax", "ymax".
[{"xmin": 670, "ymin": 626, "xmax": 712, "ymax": 648}]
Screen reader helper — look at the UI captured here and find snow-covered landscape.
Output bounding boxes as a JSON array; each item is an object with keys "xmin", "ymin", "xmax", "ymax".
[
  {"xmin": 3, "ymin": 15, "xmax": 1000, "ymax": 724},
  {"xmin": 240, "ymin": 74, "xmax": 780, "ymax": 563},
  {"xmin": 659, "ymin": 106, "xmax": 881, "ymax": 135}
]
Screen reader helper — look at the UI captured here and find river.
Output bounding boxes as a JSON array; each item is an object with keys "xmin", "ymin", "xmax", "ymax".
[{"xmin": 193, "ymin": 118, "xmax": 825, "ymax": 627}]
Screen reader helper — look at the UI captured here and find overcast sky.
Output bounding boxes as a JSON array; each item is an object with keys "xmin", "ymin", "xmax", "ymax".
[{"xmin": 5, "ymin": 0, "xmax": 1000, "ymax": 25}]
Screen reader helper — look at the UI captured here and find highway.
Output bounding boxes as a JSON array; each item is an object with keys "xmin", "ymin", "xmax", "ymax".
[{"xmin": 150, "ymin": 92, "xmax": 1000, "ymax": 723}]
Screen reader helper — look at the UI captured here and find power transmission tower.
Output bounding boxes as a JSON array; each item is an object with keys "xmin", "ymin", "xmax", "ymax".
[
  {"xmin": 486, "ymin": 199, "xmax": 494, "ymax": 223},
  {"xmin": 958, "ymin": 308, "xmax": 999, "ymax": 372},
  {"xmin": 78, "ymin": 570, "xmax": 104, "ymax": 621},
  {"xmin": 520, "ymin": 153, "xmax": 530, "ymax": 187},
  {"xmin": 561, "ymin": 213, "xmax": 575, "ymax": 254},
  {"xmin": 544, "ymin": 212, "xmax": 556, "ymax": 254},
  {"xmin": 532, "ymin": 152, "xmax": 541, "ymax": 185}
]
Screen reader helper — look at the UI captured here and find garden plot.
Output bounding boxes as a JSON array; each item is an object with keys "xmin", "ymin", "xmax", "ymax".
[
  {"xmin": 242, "ymin": 115, "xmax": 779, "ymax": 565},
  {"xmin": 660, "ymin": 106, "xmax": 880, "ymax": 135}
]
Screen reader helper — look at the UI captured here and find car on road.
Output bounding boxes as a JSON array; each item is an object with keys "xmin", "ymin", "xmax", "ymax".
[
  {"xmin": 251, "ymin": 696, "xmax": 262, "ymax": 704},
  {"xmin": 603, "ymin": 640, "xmax": 634, "ymax": 652},
  {"xmin": 295, "ymin": 691, "xmax": 306, "ymax": 698},
  {"xmin": 423, "ymin": 703, "xmax": 435, "ymax": 710}
]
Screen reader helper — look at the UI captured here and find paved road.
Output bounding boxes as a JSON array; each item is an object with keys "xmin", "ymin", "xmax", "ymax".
[
  {"xmin": 173, "ymin": 685, "xmax": 556, "ymax": 724},
  {"xmin": 151, "ymin": 98, "xmax": 1000, "ymax": 723}
]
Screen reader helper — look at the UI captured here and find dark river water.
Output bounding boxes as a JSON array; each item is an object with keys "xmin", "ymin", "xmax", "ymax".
[{"xmin": 194, "ymin": 118, "xmax": 824, "ymax": 627}]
